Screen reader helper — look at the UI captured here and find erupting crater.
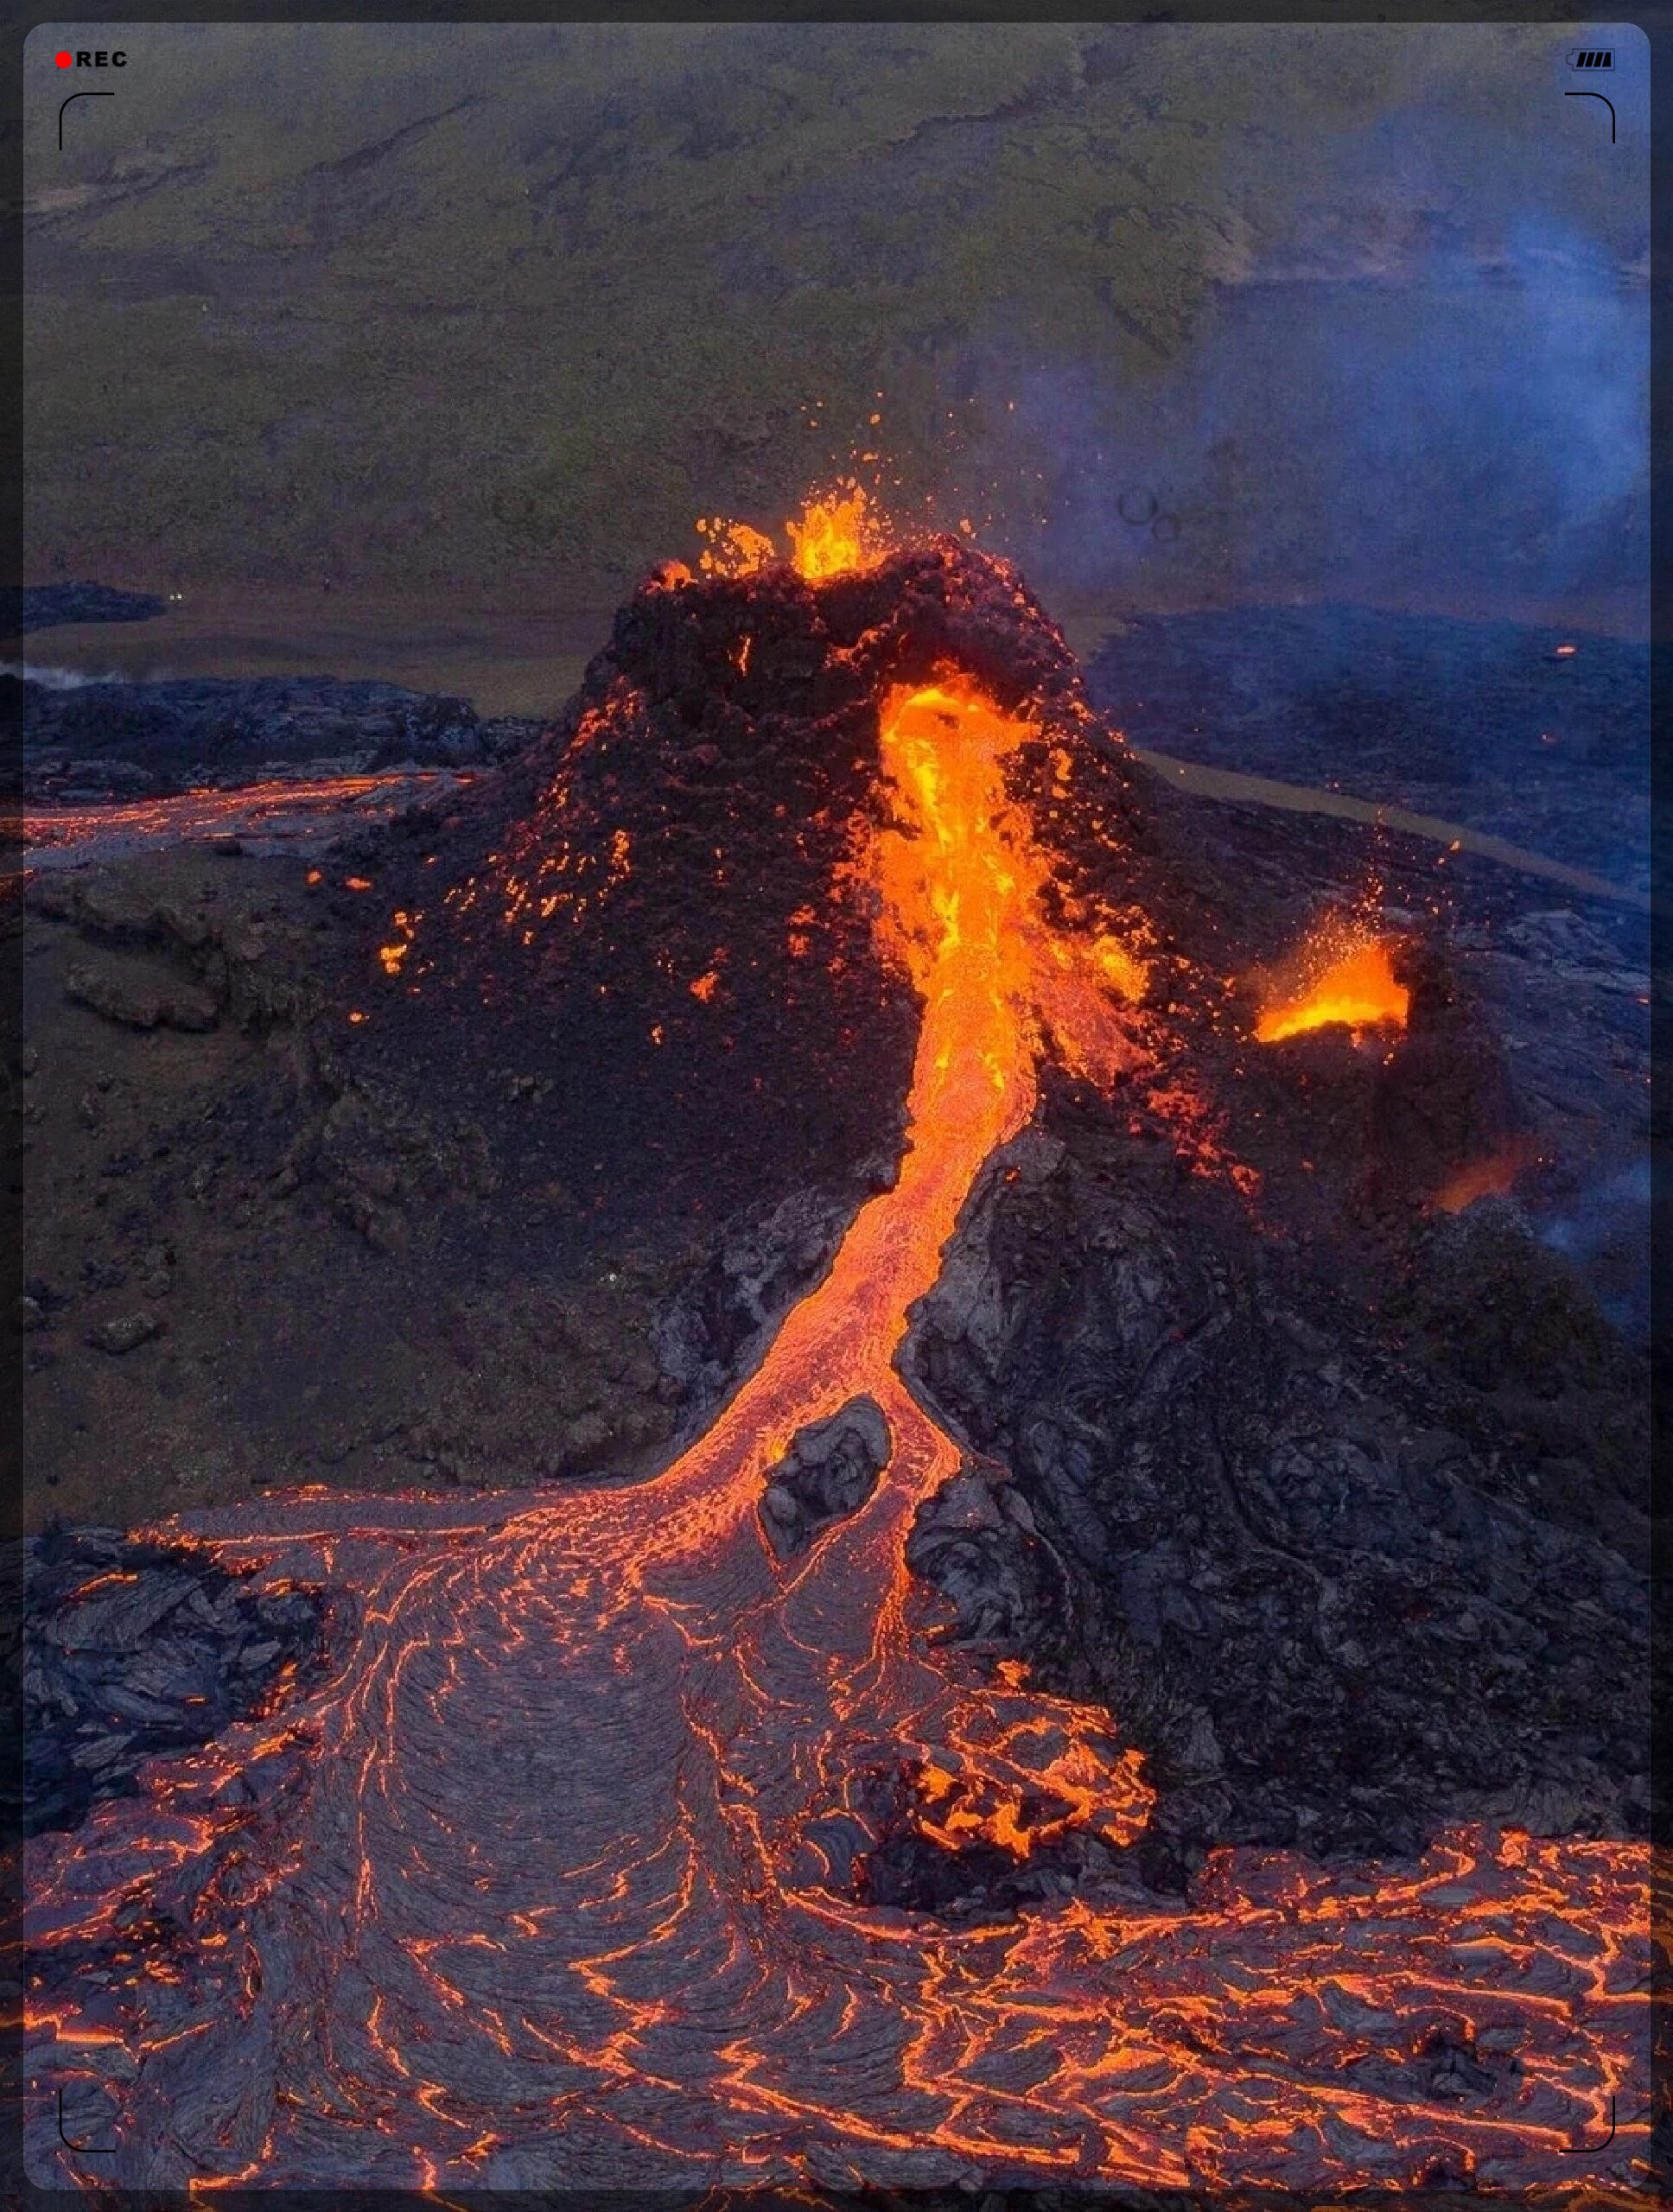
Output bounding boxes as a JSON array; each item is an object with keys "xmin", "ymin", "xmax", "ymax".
[
  {"xmin": 1253, "ymin": 929, "xmax": 1410, "ymax": 1046},
  {"xmin": 26, "ymin": 497, "xmax": 1650, "ymax": 2193}
]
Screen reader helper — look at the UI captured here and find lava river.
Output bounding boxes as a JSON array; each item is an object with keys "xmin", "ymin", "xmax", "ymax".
[
  {"xmin": 16, "ymin": 772, "xmax": 474, "ymax": 872},
  {"xmin": 25, "ymin": 680, "xmax": 1651, "ymax": 2192}
]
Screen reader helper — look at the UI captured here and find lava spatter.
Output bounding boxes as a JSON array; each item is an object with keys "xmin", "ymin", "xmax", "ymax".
[
  {"xmin": 1254, "ymin": 929, "xmax": 1410, "ymax": 1046},
  {"xmin": 697, "ymin": 480, "xmax": 895, "ymax": 582},
  {"xmin": 25, "ymin": 523, "xmax": 1649, "ymax": 2192}
]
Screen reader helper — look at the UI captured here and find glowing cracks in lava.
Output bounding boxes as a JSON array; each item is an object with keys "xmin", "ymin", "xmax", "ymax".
[
  {"xmin": 910, "ymin": 1666, "xmax": 1151, "ymax": 1860},
  {"xmin": 22, "ymin": 777, "xmax": 467, "ymax": 868},
  {"xmin": 1253, "ymin": 934, "xmax": 1409, "ymax": 1046}
]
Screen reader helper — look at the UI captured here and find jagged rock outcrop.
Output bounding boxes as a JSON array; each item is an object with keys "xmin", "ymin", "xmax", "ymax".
[
  {"xmin": 21, "ymin": 672, "xmax": 542, "ymax": 799},
  {"xmin": 901, "ymin": 1124, "xmax": 1649, "ymax": 1885},
  {"xmin": 24, "ymin": 1527, "xmax": 326, "ymax": 1835},
  {"xmin": 758, "ymin": 1396, "xmax": 890, "ymax": 1558},
  {"xmin": 657, "ymin": 1185, "xmax": 863, "ymax": 1435}
]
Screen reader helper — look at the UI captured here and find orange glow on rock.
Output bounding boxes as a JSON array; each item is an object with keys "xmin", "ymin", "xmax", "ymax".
[{"xmin": 1429, "ymin": 1134, "xmax": 1542, "ymax": 1213}]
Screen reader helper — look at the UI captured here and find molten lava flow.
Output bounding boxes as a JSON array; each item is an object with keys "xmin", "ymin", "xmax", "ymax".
[
  {"xmin": 25, "ymin": 666, "xmax": 1649, "ymax": 2193},
  {"xmin": 1254, "ymin": 933, "xmax": 1409, "ymax": 1044},
  {"xmin": 868, "ymin": 679, "xmax": 1144, "ymax": 1071},
  {"xmin": 910, "ymin": 1666, "xmax": 1150, "ymax": 1859},
  {"xmin": 18, "ymin": 772, "xmax": 470, "ymax": 868},
  {"xmin": 695, "ymin": 480, "xmax": 894, "ymax": 583}
]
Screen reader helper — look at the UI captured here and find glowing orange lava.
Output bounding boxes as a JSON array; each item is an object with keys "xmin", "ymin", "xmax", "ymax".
[
  {"xmin": 1254, "ymin": 934, "xmax": 1409, "ymax": 1044},
  {"xmin": 18, "ymin": 772, "xmax": 469, "ymax": 868},
  {"xmin": 786, "ymin": 481, "xmax": 894, "ymax": 580},
  {"xmin": 696, "ymin": 480, "xmax": 894, "ymax": 582}
]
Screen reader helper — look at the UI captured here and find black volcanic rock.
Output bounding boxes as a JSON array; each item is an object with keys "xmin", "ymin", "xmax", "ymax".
[
  {"xmin": 759, "ymin": 1395, "xmax": 890, "ymax": 1558},
  {"xmin": 381, "ymin": 538, "xmax": 1123, "ymax": 1009},
  {"xmin": 356, "ymin": 540, "xmax": 1142, "ymax": 1244},
  {"xmin": 900, "ymin": 1123, "xmax": 1649, "ymax": 1878},
  {"xmin": 1083, "ymin": 604, "xmax": 1649, "ymax": 900},
  {"xmin": 12, "ymin": 582, "xmax": 169, "ymax": 632},
  {"xmin": 20, "ymin": 673, "xmax": 542, "ymax": 799},
  {"xmin": 905, "ymin": 1466, "xmax": 1062, "ymax": 1648},
  {"xmin": 24, "ymin": 1527, "xmax": 327, "ymax": 1836},
  {"xmin": 1363, "ymin": 942, "xmax": 1524, "ymax": 1208},
  {"xmin": 656, "ymin": 1184, "xmax": 867, "ymax": 1439}
]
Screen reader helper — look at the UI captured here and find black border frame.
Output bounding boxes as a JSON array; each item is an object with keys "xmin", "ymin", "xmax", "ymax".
[{"xmin": 5, "ymin": 9, "xmax": 1663, "ymax": 2205}]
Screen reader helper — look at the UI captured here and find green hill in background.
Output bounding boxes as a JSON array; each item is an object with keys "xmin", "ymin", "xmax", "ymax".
[{"xmin": 24, "ymin": 22, "xmax": 1644, "ymax": 621}]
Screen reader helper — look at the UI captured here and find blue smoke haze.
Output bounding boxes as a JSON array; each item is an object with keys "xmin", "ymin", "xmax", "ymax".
[{"xmin": 977, "ymin": 48, "xmax": 1648, "ymax": 633}]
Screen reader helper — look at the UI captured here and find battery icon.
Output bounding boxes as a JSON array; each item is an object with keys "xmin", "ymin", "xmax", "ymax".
[{"xmin": 1566, "ymin": 48, "xmax": 1614, "ymax": 68}]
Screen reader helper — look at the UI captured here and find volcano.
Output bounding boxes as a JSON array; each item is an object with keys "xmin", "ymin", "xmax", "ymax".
[
  {"xmin": 26, "ymin": 504, "xmax": 1651, "ymax": 2192},
  {"xmin": 353, "ymin": 518, "xmax": 1160, "ymax": 1242}
]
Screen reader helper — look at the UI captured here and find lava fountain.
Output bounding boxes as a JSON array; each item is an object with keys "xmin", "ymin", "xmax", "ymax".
[
  {"xmin": 1254, "ymin": 930, "xmax": 1410, "ymax": 1046},
  {"xmin": 25, "ymin": 502, "xmax": 1650, "ymax": 2193}
]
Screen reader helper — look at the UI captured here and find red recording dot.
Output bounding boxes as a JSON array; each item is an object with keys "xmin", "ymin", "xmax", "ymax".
[{"xmin": 55, "ymin": 50, "xmax": 73, "ymax": 67}]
